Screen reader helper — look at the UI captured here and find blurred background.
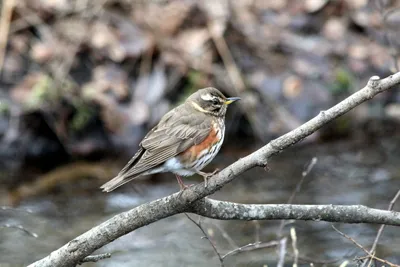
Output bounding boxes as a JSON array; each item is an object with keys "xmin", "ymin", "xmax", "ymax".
[{"xmin": 1, "ymin": 0, "xmax": 400, "ymax": 266}]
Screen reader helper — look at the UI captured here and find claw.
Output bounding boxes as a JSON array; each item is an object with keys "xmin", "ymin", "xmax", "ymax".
[
  {"xmin": 175, "ymin": 174, "xmax": 187, "ymax": 190},
  {"xmin": 175, "ymin": 175, "xmax": 195, "ymax": 197},
  {"xmin": 196, "ymin": 168, "xmax": 220, "ymax": 188}
]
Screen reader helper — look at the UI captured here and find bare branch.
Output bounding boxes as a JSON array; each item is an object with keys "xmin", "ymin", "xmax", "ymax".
[
  {"xmin": 277, "ymin": 237, "xmax": 287, "ymax": 267},
  {"xmin": 28, "ymin": 72, "xmax": 400, "ymax": 267},
  {"xmin": 184, "ymin": 214, "xmax": 223, "ymax": 266},
  {"xmin": 361, "ymin": 189, "xmax": 400, "ymax": 267},
  {"xmin": 332, "ymin": 226, "xmax": 400, "ymax": 267},
  {"xmin": 193, "ymin": 199, "xmax": 400, "ymax": 226},
  {"xmin": 186, "ymin": 212, "xmax": 279, "ymax": 265},
  {"xmin": 371, "ymin": 189, "xmax": 400, "ymax": 250},
  {"xmin": 222, "ymin": 240, "xmax": 279, "ymax": 260},
  {"xmin": 277, "ymin": 157, "xmax": 317, "ymax": 236},
  {"xmin": 213, "ymin": 222, "xmax": 238, "ymax": 249}
]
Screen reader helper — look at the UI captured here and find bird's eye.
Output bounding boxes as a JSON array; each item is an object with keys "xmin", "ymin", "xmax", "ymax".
[{"xmin": 211, "ymin": 98, "xmax": 220, "ymax": 105}]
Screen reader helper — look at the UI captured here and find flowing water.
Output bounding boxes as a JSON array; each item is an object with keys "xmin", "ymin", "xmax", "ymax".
[{"xmin": 1, "ymin": 137, "xmax": 400, "ymax": 266}]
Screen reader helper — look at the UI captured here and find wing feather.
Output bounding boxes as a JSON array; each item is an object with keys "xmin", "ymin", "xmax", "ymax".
[{"xmin": 100, "ymin": 104, "xmax": 211, "ymax": 192}]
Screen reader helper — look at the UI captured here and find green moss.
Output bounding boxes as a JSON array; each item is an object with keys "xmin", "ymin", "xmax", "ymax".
[
  {"xmin": 329, "ymin": 68, "xmax": 354, "ymax": 95},
  {"xmin": 22, "ymin": 74, "xmax": 77, "ymax": 111},
  {"xmin": 70, "ymin": 101, "xmax": 95, "ymax": 132},
  {"xmin": 24, "ymin": 75, "xmax": 53, "ymax": 109}
]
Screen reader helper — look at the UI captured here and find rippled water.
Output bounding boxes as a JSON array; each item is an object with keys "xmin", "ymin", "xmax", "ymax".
[{"xmin": 1, "ymin": 137, "xmax": 400, "ymax": 266}]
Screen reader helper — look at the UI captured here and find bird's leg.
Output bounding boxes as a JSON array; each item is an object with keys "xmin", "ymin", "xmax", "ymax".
[
  {"xmin": 175, "ymin": 174, "xmax": 196, "ymax": 198},
  {"xmin": 196, "ymin": 168, "xmax": 220, "ymax": 188},
  {"xmin": 175, "ymin": 174, "xmax": 187, "ymax": 191}
]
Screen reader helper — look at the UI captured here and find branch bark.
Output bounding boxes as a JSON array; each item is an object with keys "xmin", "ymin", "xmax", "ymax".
[
  {"xmin": 28, "ymin": 73, "xmax": 400, "ymax": 267},
  {"xmin": 192, "ymin": 199, "xmax": 400, "ymax": 226}
]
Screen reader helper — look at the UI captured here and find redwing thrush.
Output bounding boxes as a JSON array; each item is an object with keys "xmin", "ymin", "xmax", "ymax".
[{"xmin": 100, "ymin": 87, "xmax": 240, "ymax": 192}]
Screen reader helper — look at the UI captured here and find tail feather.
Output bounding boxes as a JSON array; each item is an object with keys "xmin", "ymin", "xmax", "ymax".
[
  {"xmin": 101, "ymin": 147, "xmax": 146, "ymax": 192},
  {"xmin": 100, "ymin": 174, "xmax": 140, "ymax": 192}
]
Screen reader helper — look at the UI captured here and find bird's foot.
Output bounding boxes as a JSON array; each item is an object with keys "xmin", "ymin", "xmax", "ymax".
[
  {"xmin": 177, "ymin": 183, "xmax": 195, "ymax": 198},
  {"xmin": 179, "ymin": 183, "xmax": 195, "ymax": 191},
  {"xmin": 196, "ymin": 168, "xmax": 220, "ymax": 188},
  {"xmin": 175, "ymin": 174, "xmax": 194, "ymax": 197}
]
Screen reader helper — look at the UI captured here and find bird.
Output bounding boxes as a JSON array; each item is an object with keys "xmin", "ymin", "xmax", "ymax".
[{"xmin": 100, "ymin": 87, "xmax": 240, "ymax": 192}]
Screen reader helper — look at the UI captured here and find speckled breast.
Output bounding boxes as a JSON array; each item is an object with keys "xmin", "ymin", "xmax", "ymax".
[{"xmin": 181, "ymin": 117, "xmax": 225, "ymax": 171}]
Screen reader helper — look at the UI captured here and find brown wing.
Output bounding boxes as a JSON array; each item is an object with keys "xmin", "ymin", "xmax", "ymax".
[{"xmin": 100, "ymin": 104, "xmax": 211, "ymax": 192}]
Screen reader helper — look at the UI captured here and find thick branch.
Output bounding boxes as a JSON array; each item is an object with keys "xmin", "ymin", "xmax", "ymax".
[
  {"xmin": 29, "ymin": 73, "xmax": 400, "ymax": 267},
  {"xmin": 192, "ymin": 199, "xmax": 400, "ymax": 226}
]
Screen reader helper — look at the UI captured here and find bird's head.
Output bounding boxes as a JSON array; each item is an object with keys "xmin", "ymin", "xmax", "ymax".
[{"xmin": 187, "ymin": 87, "xmax": 240, "ymax": 117}]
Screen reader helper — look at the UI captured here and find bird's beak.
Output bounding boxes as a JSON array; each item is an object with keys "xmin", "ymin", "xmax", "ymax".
[{"xmin": 225, "ymin": 97, "xmax": 241, "ymax": 105}]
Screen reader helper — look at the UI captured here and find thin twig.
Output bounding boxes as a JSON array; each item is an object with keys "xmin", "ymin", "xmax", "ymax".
[
  {"xmin": 78, "ymin": 253, "xmax": 111, "ymax": 264},
  {"xmin": 332, "ymin": 225, "xmax": 400, "ymax": 267},
  {"xmin": 290, "ymin": 157, "xmax": 318, "ymax": 205},
  {"xmin": 277, "ymin": 157, "xmax": 318, "ymax": 236},
  {"xmin": 213, "ymin": 222, "xmax": 238, "ymax": 249},
  {"xmin": 362, "ymin": 189, "xmax": 400, "ymax": 267},
  {"xmin": 222, "ymin": 240, "xmax": 279, "ymax": 260},
  {"xmin": 290, "ymin": 227, "xmax": 299, "ymax": 267},
  {"xmin": 277, "ymin": 237, "xmax": 287, "ymax": 267},
  {"xmin": 1, "ymin": 224, "xmax": 38, "ymax": 238},
  {"xmin": 366, "ymin": 252, "xmax": 375, "ymax": 267},
  {"xmin": 370, "ymin": 189, "xmax": 400, "ymax": 252},
  {"xmin": 187, "ymin": 215, "xmax": 279, "ymax": 263},
  {"xmin": 184, "ymin": 214, "xmax": 224, "ymax": 266}
]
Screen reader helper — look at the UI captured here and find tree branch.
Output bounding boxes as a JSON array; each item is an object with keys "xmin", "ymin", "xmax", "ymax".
[
  {"xmin": 191, "ymin": 199, "xmax": 400, "ymax": 225},
  {"xmin": 28, "ymin": 72, "xmax": 400, "ymax": 267}
]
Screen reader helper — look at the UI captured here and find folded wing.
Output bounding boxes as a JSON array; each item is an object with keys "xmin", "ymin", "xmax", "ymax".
[{"xmin": 100, "ymin": 105, "xmax": 211, "ymax": 192}]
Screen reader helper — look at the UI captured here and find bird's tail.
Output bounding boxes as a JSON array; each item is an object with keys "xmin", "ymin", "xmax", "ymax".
[
  {"xmin": 101, "ymin": 148, "xmax": 145, "ymax": 192},
  {"xmin": 100, "ymin": 174, "xmax": 139, "ymax": 192}
]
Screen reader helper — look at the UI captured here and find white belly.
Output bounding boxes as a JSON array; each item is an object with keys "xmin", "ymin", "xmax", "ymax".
[{"xmin": 164, "ymin": 157, "xmax": 196, "ymax": 176}]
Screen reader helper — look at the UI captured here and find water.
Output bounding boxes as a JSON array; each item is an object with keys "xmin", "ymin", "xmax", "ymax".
[{"xmin": 1, "ymin": 137, "xmax": 400, "ymax": 266}]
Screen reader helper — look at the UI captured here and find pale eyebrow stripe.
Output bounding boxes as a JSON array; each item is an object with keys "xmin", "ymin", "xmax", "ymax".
[{"xmin": 191, "ymin": 101, "xmax": 210, "ymax": 113}]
